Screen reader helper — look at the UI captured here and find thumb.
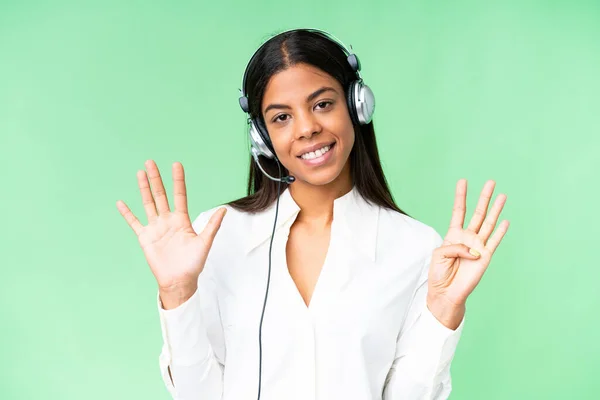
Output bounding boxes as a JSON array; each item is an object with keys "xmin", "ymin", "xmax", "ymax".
[
  {"xmin": 435, "ymin": 243, "xmax": 481, "ymax": 260},
  {"xmin": 199, "ymin": 207, "xmax": 228, "ymax": 248}
]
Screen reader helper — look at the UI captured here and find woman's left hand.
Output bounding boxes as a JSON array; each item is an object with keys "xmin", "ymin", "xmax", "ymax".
[{"xmin": 426, "ymin": 179, "xmax": 510, "ymax": 328}]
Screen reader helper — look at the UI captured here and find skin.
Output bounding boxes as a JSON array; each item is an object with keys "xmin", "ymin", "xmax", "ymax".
[
  {"xmin": 426, "ymin": 179, "xmax": 510, "ymax": 329},
  {"xmin": 116, "ymin": 64, "xmax": 509, "ymax": 338},
  {"xmin": 117, "ymin": 61, "xmax": 509, "ymax": 386},
  {"xmin": 261, "ymin": 63, "xmax": 356, "ymax": 307},
  {"xmin": 261, "ymin": 62, "xmax": 356, "ymax": 212},
  {"xmin": 260, "ymin": 62, "xmax": 510, "ymax": 325}
]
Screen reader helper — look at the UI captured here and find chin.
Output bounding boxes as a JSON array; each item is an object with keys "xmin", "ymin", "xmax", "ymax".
[
  {"xmin": 290, "ymin": 164, "xmax": 348, "ymax": 187},
  {"xmin": 297, "ymin": 174, "xmax": 340, "ymax": 187}
]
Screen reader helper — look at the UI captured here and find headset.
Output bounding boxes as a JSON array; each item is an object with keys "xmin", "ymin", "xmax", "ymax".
[
  {"xmin": 237, "ymin": 28, "xmax": 375, "ymax": 400},
  {"xmin": 238, "ymin": 28, "xmax": 376, "ymax": 184}
]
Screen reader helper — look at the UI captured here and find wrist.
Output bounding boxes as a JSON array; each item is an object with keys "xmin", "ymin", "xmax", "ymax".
[
  {"xmin": 426, "ymin": 293, "xmax": 466, "ymax": 331},
  {"xmin": 159, "ymin": 281, "xmax": 198, "ymax": 310}
]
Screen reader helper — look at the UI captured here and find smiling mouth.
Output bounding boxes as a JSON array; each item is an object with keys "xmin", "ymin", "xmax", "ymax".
[{"xmin": 297, "ymin": 142, "xmax": 336, "ymax": 160}]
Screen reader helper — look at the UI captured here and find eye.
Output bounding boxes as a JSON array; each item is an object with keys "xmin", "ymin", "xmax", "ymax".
[
  {"xmin": 272, "ymin": 114, "xmax": 290, "ymax": 123},
  {"xmin": 315, "ymin": 101, "xmax": 333, "ymax": 110}
]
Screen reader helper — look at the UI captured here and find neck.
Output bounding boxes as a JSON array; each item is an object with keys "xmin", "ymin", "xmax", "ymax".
[{"xmin": 288, "ymin": 161, "xmax": 352, "ymax": 226}]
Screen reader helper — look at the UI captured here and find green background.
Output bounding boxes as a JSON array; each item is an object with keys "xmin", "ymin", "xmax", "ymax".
[{"xmin": 1, "ymin": 0, "xmax": 598, "ymax": 399}]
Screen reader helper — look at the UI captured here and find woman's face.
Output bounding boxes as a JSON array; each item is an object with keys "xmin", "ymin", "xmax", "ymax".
[{"xmin": 261, "ymin": 63, "xmax": 355, "ymax": 187}]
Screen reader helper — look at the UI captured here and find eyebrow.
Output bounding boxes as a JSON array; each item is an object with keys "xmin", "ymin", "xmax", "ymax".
[{"xmin": 263, "ymin": 86, "xmax": 338, "ymax": 116}]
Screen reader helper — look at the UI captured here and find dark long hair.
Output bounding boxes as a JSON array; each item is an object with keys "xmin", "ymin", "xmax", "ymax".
[{"xmin": 227, "ymin": 29, "xmax": 409, "ymax": 217}]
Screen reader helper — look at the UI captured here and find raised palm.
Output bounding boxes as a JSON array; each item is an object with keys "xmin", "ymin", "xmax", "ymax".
[
  {"xmin": 116, "ymin": 160, "xmax": 227, "ymax": 290},
  {"xmin": 428, "ymin": 179, "xmax": 510, "ymax": 306}
]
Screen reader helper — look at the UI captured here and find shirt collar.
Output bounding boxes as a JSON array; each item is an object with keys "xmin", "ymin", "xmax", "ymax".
[{"xmin": 244, "ymin": 185, "xmax": 380, "ymax": 261}]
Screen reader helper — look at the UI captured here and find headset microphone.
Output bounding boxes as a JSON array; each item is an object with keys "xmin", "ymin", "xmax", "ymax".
[
  {"xmin": 251, "ymin": 147, "xmax": 296, "ymax": 184},
  {"xmin": 238, "ymin": 28, "xmax": 374, "ymax": 183}
]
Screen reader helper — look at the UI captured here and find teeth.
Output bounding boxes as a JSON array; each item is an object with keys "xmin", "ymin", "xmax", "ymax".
[{"xmin": 301, "ymin": 145, "xmax": 331, "ymax": 160}]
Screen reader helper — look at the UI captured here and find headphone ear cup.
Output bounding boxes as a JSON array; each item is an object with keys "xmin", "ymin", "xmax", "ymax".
[
  {"xmin": 249, "ymin": 118, "xmax": 276, "ymax": 159},
  {"xmin": 355, "ymin": 82, "xmax": 375, "ymax": 124},
  {"xmin": 346, "ymin": 81, "xmax": 360, "ymax": 126}
]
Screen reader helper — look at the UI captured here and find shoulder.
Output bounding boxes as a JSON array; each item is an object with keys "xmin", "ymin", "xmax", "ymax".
[
  {"xmin": 191, "ymin": 204, "xmax": 262, "ymax": 250},
  {"xmin": 377, "ymin": 206, "xmax": 444, "ymax": 262},
  {"xmin": 191, "ymin": 204, "xmax": 253, "ymax": 236},
  {"xmin": 190, "ymin": 203, "xmax": 265, "ymax": 265}
]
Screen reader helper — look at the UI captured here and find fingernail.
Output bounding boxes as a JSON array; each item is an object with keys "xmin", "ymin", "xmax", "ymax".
[{"xmin": 469, "ymin": 248, "xmax": 480, "ymax": 257}]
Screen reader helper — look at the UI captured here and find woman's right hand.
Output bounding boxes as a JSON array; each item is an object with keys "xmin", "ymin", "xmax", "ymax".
[{"xmin": 116, "ymin": 160, "xmax": 227, "ymax": 295}]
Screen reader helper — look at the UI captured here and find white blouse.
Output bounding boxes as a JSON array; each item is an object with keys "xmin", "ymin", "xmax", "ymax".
[{"xmin": 157, "ymin": 186, "xmax": 465, "ymax": 399}]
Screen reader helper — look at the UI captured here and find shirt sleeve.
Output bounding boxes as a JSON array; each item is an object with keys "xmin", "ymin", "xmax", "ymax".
[
  {"xmin": 157, "ymin": 210, "xmax": 226, "ymax": 399},
  {"xmin": 383, "ymin": 229, "xmax": 465, "ymax": 400}
]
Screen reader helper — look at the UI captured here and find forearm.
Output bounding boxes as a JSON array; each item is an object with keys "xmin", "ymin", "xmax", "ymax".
[
  {"xmin": 158, "ymin": 285, "xmax": 224, "ymax": 398},
  {"xmin": 383, "ymin": 300, "xmax": 465, "ymax": 399}
]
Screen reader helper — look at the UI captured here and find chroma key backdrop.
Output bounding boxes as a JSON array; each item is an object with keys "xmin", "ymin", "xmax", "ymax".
[{"xmin": 1, "ymin": 1, "xmax": 598, "ymax": 399}]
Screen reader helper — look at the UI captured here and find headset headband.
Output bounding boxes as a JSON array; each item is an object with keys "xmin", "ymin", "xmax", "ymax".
[{"xmin": 238, "ymin": 28, "xmax": 362, "ymax": 101}]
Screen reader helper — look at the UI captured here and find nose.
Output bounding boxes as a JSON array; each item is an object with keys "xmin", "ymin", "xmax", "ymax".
[{"xmin": 294, "ymin": 109, "xmax": 322, "ymax": 140}]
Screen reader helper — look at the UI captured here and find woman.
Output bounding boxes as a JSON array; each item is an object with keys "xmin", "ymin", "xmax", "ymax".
[{"xmin": 116, "ymin": 29, "xmax": 509, "ymax": 400}]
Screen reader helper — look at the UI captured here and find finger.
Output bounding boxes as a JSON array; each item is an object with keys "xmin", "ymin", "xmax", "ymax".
[
  {"xmin": 435, "ymin": 243, "xmax": 481, "ymax": 261},
  {"xmin": 449, "ymin": 179, "xmax": 467, "ymax": 230},
  {"xmin": 479, "ymin": 194, "xmax": 507, "ymax": 243},
  {"xmin": 172, "ymin": 162, "xmax": 188, "ymax": 215},
  {"xmin": 466, "ymin": 180, "xmax": 495, "ymax": 233},
  {"xmin": 137, "ymin": 170, "xmax": 158, "ymax": 223},
  {"xmin": 116, "ymin": 200, "xmax": 144, "ymax": 236},
  {"xmin": 199, "ymin": 208, "xmax": 228, "ymax": 248},
  {"xmin": 486, "ymin": 220, "xmax": 510, "ymax": 253},
  {"xmin": 145, "ymin": 160, "xmax": 170, "ymax": 215}
]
